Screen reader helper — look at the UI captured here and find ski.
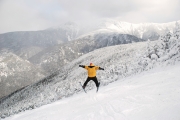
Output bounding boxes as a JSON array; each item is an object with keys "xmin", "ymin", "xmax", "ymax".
[{"xmin": 79, "ymin": 82, "xmax": 86, "ymax": 93}]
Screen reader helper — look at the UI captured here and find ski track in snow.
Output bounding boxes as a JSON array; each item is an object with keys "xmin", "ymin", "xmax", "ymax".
[{"xmin": 5, "ymin": 64, "xmax": 180, "ymax": 120}]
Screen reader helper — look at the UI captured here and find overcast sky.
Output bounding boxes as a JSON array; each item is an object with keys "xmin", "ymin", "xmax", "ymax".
[{"xmin": 0, "ymin": 0, "xmax": 180, "ymax": 33}]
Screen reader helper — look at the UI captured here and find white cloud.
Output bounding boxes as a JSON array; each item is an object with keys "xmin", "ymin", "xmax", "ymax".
[
  {"xmin": 0, "ymin": 0, "xmax": 180, "ymax": 33},
  {"xmin": 0, "ymin": 0, "xmax": 55, "ymax": 33}
]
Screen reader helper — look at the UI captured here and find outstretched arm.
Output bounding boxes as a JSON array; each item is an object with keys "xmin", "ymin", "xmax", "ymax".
[{"xmin": 79, "ymin": 65, "xmax": 85, "ymax": 68}]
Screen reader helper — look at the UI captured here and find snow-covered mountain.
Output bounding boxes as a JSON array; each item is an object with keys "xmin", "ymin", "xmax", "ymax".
[
  {"xmin": 90, "ymin": 19, "xmax": 180, "ymax": 40},
  {"xmin": 0, "ymin": 20, "xmax": 178, "ymax": 61},
  {"xmin": 0, "ymin": 50, "xmax": 46, "ymax": 98},
  {"xmin": 0, "ymin": 20, "xmax": 180, "ymax": 119},
  {"xmin": 1, "ymin": 23, "xmax": 180, "ymax": 119},
  {"xmin": 27, "ymin": 20, "xmax": 180, "ymax": 74},
  {"xmin": 0, "ymin": 21, "xmax": 174, "ymax": 99},
  {"xmin": 0, "ymin": 22, "xmax": 79, "ymax": 60},
  {"xmin": 28, "ymin": 33, "xmax": 144, "ymax": 74}
]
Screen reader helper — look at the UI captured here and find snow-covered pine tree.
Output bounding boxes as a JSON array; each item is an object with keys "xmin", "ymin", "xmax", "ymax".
[{"xmin": 174, "ymin": 21, "xmax": 180, "ymax": 39}]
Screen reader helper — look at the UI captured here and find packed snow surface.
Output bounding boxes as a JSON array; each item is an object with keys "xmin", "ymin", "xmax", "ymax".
[{"xmin": 5, "ymin": 64, "xmax": 180, "ymax": 120}]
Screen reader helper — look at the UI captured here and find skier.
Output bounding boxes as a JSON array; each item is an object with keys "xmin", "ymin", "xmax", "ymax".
[{"xmin": 79, "ymin": 63, "xmax": 104, "ymax": 91}]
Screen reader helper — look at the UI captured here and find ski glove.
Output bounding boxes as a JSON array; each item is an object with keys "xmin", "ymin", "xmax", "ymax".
[
  {"xmin": 79, "ymin": 65, "xmax": 85, "ymax": 68},
  {"xmin": 99, "ymin": 67, "xmax": 104, "ymax": 70}
]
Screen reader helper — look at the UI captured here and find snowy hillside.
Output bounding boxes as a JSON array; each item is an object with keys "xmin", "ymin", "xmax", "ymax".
[
  {"xmin": 29, "ymin": 33, "xmax": 144, "ymax": 74},
  {"xmin": 0, "ymin": 50, "xmax": 46, "ymax": 98},
  {"xmin": 0, "ymin": 21, "xmax": 180, "ymax": 119},
  {"xmin": 4, "ymin": 64, "xmax": 180, "ymax": 120}
]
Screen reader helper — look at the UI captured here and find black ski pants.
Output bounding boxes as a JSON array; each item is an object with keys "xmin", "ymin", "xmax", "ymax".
[{"xmin": 83, "ymin": 76, "xmax": 99, "ymax": 87}]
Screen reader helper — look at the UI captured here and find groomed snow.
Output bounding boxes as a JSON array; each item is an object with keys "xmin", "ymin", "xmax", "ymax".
[{"xmin": 5, "ymin": 64, "xmax": 180, "ymax": 120}]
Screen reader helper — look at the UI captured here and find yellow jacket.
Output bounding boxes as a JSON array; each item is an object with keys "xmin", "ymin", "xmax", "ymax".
[{"xmin": 84, "ymin": 65, "xmax": 100, "ymax": 77}]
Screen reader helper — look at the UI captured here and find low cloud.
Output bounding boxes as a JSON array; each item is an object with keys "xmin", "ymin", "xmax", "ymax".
[{"xmin": 0, "ymin": 0, "xmax": 180, "ymax": 33}]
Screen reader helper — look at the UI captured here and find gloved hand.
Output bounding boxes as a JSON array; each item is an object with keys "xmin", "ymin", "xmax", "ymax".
[
  {"xmin": 79, "ymin": 65, "xmax": 84, "ymax": 68},
  {"xmin": 99, "ymin": 67, "xmax": 104, "ymax": 70}
]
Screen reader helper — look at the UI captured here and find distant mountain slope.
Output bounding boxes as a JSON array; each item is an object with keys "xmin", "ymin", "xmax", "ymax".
[
  {"xmin": 26, "ymin": 20, "xmax": 180, "ymax": 74},
  {"xmin": 28, "ymin": 32, "xmax": 144, "ymax": 74},
  {"xmin": 94, "ymin": 19, "xmax": 180, "ymax": 40},
  {"xmin": 0, "ymin": 22, "xmax": 79, "ymax": 59},
  {"xmin": 0, "ymin": 50, "xmax": 46, "ymax": 98},
  {"xmin": 0, "ymin": 20, "xmax": 179, "ymax": 60}
]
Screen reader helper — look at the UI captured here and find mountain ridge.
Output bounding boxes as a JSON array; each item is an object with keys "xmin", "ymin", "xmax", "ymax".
[{"xmin": 28, "ymin": 33, "xmax": 144, "ymax": 74}]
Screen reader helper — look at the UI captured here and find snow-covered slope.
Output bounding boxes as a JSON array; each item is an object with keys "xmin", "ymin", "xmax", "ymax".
[
  {"xmin": 4, "ymin": 64, "xmax": 180, "ymax": 120},
  {"xmin": 0, "ymin": 50, "xmax": 46, "ymax": 98}
]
